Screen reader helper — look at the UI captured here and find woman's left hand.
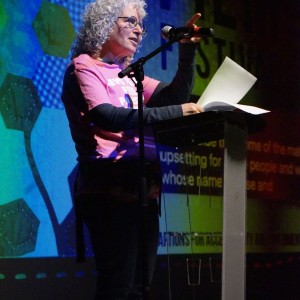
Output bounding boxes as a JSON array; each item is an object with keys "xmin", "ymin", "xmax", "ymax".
[{"xmin": 180, "ymin": 13, "xmax": 202, "ymax": 43}]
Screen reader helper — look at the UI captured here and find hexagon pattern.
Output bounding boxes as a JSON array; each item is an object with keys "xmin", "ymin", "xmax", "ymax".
[
  {"xmin": 32, "ymin": 0, "xmax": 75, "ymax": 58},
  {"xmin": 0, "ymin": 73, "xmax": 42, "ymax": 132},
  {"xmin": 0, "ymin": 199, "xmax": 40, "ymax": 256}
]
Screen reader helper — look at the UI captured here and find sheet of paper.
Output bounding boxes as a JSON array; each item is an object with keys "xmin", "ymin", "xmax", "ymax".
[
  {"xmin": 197, "ymin": 56, "xmax": 257, "ymax": 107},
  {"xmin": 233, "ymin": 103, "xmax": 270, "ymax": 115},
  {"xmin": 203, "ymin": 101, "xmax": 270, "ymax": 115}
]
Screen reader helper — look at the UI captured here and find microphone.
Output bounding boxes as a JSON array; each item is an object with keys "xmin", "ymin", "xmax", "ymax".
[{"xmin": 161, "ymin": 25, "xmax": 215, "ymax": 40}]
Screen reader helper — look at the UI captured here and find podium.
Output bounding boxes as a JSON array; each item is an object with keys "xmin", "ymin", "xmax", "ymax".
[{"xmin": 153, "ymin": 111, "xmax": 265, "ymax": 300}]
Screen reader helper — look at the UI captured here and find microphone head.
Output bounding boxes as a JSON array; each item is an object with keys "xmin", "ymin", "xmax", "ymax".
[
  {"xmin": 161, "ymin": 25, "xmax": 215, "ymax": 40},
  {"xmin": 197, "ymin": 27, "xmax": 215, "ymax": 38},
  {"xmin": 161, "ymin": 25, "xmax": 172, "ymax": 40}
]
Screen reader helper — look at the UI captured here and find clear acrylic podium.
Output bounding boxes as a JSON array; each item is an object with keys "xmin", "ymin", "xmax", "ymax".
[{"xmin": 153, "ymin": 111, "xmax": 265, "ymax": 300}]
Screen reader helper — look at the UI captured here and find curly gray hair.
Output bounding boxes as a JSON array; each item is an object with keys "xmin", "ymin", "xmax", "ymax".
[{"xmin": 71, "ymin": 0, "xmax": 147, "ymax": 66}]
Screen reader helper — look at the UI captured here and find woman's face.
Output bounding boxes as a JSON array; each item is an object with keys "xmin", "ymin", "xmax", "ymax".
[{"xmin": 101, "ymin": 4, "xmax": 144, "ymax": 61}]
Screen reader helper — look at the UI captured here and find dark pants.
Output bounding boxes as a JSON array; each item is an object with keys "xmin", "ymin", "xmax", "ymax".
[{"xmin": 81, "ymin": 195, "xmax": 159, "ymax": 300}]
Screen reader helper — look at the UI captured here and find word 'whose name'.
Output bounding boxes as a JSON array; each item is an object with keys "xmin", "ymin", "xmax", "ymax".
[{"xmin": 162, "ymin": 170, "xmax": 222, "ymax": 188}]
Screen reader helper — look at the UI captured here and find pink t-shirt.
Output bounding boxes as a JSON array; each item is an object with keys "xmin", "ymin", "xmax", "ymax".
[{"xmin": 63, "ymin": 54, "xmax": 160, "ymax": 161}]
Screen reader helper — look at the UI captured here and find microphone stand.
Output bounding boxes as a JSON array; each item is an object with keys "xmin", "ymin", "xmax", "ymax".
[{"xmin": 118, "ymin": 37, "xmax": 180, "ymax": 299}]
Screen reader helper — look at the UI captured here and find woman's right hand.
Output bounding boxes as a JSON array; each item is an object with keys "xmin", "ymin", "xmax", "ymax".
[{"xmin": 181, "ymin": 102, "xmax": 204, "ymax": 116}]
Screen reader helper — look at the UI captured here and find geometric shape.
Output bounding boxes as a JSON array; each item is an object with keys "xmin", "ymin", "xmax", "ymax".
[
  {"xmin": 36, "ymin": 273, "xmax": 47, "ymax": 279},
  {"xmin": 15, "ymin": 273, "xmax": 27, "ymax": 280},
  {"xmin": 32, "ymin": 0, "xmax": 75, "ymax": 58},
  {"xmin": 0, "ymin": 199, "xmax": 40, "ymax": 256},
  {"xmin": 0, "ymin": 73, "xmax": 42, "ymax": 132},
  {"xmin": 56, "ymin": 272, "xmax": 67, "ymax": 278}
]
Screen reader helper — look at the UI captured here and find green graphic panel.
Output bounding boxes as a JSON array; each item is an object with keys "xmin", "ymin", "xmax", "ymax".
[
  {"xmin": 32, "ymin": 0, "xmax": 75, "ymax": 58},
  {"xmin": 0, "ymin": 199, "xmax": 40, "ymax": 256}
]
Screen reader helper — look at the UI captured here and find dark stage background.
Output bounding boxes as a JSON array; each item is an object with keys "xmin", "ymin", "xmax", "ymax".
[{"xmin": 0, "ymin": 0, "xmax": 300, "ymax": 299}]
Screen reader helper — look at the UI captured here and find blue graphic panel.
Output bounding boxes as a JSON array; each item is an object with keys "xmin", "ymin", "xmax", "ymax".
[{"xmin": 0, "ymin": 0, "xmax": 194, "ymax": 259}]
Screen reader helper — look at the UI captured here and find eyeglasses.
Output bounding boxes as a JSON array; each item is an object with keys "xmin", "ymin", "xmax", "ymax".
[{"xmin": 117, "ymin": 16, "xmax": 146, "ymax": 35}]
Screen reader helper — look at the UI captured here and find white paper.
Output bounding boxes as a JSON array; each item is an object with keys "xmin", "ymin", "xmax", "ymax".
[
  {"xmin": 233, "ymin": 103, "xmax": 270, "ymax": 115},
  {"xmin": 202, "ymin": 101, "xmax": 270, "ymax": 115},
  {"xmin": 197, "ymin": 57, "xmax": 269, "ymax": 115}
]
